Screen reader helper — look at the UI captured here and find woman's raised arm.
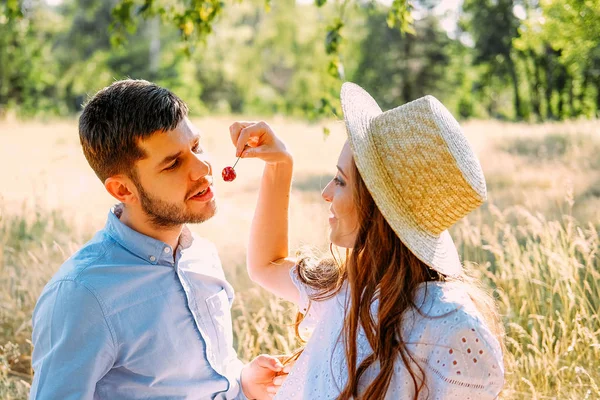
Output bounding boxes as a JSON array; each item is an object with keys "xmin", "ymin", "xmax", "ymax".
[{"xmin": 229, "ymin": 121, "xmax": 300, "ymax": 305}]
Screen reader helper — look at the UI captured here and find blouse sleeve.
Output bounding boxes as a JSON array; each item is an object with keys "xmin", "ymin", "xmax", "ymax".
[
  {"xmin": 289, "ymin": 264, "xmax": 332, "ymax": 340},
  {"xmin": 417, "ymin": 322, "xmax": 504, "ymax": 399}
]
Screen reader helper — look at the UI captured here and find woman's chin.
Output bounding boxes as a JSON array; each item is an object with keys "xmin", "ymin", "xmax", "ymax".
[{"xmin": 329, "ymin": 234, "xmax": 353, "ymax": 249}]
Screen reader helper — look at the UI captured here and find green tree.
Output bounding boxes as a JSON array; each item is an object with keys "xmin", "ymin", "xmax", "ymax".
[
  {"xmin": 462, "ymin": 0, "xmax": 524, "ymax": 119},
  {"xmin": 353, "ymin": 8, "xmax": 453, "ymax": 108},
  {"xmin": 0, "ymin": 2, "xmax": 62, "ymax": 116},
  {"xmin": 515, "ymin": 0, "xmax": 600, "ymax": 119}
]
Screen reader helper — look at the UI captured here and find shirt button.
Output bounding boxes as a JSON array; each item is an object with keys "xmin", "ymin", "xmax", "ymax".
[
  {"xmin": 164, "ymin": 247, "xmax": 171, "ymax": 254},
  {"xmin": 149, "ymin": 255, "xmax": 156, "ymax": 262}
]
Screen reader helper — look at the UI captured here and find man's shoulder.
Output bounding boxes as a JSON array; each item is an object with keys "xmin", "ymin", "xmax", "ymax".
[{"xmin": 47, "ymin": 230, "xmax": 114, "ymax": 287}]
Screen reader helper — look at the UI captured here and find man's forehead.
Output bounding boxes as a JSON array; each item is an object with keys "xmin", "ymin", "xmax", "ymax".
[
  {"xmin": 134, "ymin": 120, "xmax": 201, "ymax": 169},
  {"xmin": 138, "ymin": 120, "xmax": 200, "ymax": 152}
]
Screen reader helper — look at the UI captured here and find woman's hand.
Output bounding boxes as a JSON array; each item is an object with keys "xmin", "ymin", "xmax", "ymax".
[
  {"xmin": 239, "ymin": 353, "xmax": 297, "ymax": 399},
  {"xmin": 241, "ymin": 354, "xmax": 284, "ymax": 400},
  {"xmin": 229, "ymin": 121, "xmax": 292, "ymax": 165},
  {"xmin": 267, "ymin": 354, "xmax": 297, "ymax": 397}
]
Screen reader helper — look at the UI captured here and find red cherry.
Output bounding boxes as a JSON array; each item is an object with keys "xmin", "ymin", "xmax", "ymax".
[
  {"xmin": 223, "ymin": 144, "xmax": 247, "ymax": 182},
  {"xmin": 222, "ymin": 166, "xmax": 236, "ymax": 182}
]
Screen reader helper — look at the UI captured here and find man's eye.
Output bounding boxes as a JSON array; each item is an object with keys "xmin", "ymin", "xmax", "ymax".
[
  {"xmin": 165, "ymin": 160, "xmax": 179, "ymax": 171},
  {"xmin": 192, "ymin": 144, "xmax": 203, "ymax": 154}
]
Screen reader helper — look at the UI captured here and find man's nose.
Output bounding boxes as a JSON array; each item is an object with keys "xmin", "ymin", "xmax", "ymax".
[{"xmin": 190, "ymin": 154, "xmax": 211, "ymax": 181}]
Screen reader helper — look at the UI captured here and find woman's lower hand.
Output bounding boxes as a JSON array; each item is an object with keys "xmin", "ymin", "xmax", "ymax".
[
  {"xmin": 266, "ymin": 354, "xmax": 297, "ymax": 398},
  {"xmin": 229, "ymin": 121, "xmax": 292, "ymax": 165}
]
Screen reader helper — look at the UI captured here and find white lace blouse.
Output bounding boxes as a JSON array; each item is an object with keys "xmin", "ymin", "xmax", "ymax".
[{"xmin": 275, "ymin": 266, "xmax": 504, "ymax": 400}]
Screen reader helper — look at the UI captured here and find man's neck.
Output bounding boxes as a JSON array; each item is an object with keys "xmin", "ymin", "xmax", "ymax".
[{"xmin": 118, "ymin": 205, "xmax": 182, "ymax": 250}]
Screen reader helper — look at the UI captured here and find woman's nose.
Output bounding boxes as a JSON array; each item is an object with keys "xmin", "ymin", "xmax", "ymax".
[{"xmin": 321, "ymin": 181, "xmax": 333, "ymax": 202}]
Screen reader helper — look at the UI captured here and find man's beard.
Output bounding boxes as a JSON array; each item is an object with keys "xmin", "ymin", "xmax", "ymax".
[{"xmin": 133, "ymin": 178, "xmax": 216, "ymax": 229}]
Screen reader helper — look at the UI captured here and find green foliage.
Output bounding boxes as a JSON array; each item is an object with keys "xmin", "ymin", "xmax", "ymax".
[
  {"xmin": 325, "ymin": 18, "xmax": 343, "ymax": 55},
  {"xmin": 0, "ymin": 0, "xmax": 23, "ymax": 22},
  {"xmin": 462, "ymin": 0, "xmax": 525, "ymax": 119},
  {"xmin": 0, "ymin": 6, "xmax": 62, "ymax": 116},
  {"xmin": 353, "ymin": 8, "xmax": 456, "ymax": 109},
  {"xmin": 514, "ymin": 0, "xmax": 600, "ymax": 120},
  {"xmin": 0, "ymin": 0, "xmax": 599, "ymax": 119},
  {"xmin": 110, "ymin": 0, "xmax": 225, "ymax": 52},
  {"xmin": 386, "ymin": 0, "xmax": 415, "ymax": 35}
]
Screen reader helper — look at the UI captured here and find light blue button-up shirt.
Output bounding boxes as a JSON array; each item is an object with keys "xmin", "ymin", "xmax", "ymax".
[{"xmin": 30, "ymin": 206, "xmax": 248, "ymax": 400}]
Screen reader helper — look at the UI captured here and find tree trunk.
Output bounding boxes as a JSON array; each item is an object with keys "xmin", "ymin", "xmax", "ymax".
[
  {"xmin": 568, "ymin": 75, "xmax": 575, "ymax": 117},
  {"xmin": 526, "ymin": 49, "xmax": 541, "ymax": 120},
  {"xmin": 148, "ymin": 17, "xmax": 160, "ymax": 79},
  {"xmin": 544, "ymin": 46, "xmax": 556, "ymax": 119},
  {"xmin": 578, "ymin": 63, "xmax": 590, "ymax": 115},
  {"xmin": 556, "ymin": 65, "xmax": 567, "ymax": 118},
  {"xmin": 506, "ymin": 52, "xmax": 522, "ymax": 120},
  {"xmin": 401, "ymin": 35, "xmax": 413, "ymax": 103},
  {"xmin": 532, "ymin": 53, "xmax": 542, "ymax": 119},
  {"xmin": 596, "ymin": 77, "xmax": 600, "ymax": 116}
]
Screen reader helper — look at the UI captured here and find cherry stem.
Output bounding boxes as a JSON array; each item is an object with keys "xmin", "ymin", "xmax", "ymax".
[
  {"xmin": 232, "ymin": 144, "xmax": 249, "ymax": 170},
  {"xmin": 232, "ymin": 155, "xmax": 242, "ymax": 169}
]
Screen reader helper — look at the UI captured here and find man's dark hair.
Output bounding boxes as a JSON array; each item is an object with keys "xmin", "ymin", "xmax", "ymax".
[{"xmin": 79, "ymin": 79, "xmax": 188, "ymax": 182}]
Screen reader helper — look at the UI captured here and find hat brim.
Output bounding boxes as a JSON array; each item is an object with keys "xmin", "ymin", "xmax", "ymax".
[{"xmin": 340, "ymin": 82, "xmax": 462, "ymax": 277}]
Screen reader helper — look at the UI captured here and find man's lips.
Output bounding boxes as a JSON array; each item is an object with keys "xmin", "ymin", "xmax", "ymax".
[
  {"xmin": 188, "ymin": 179, "xmax": 213, "ymax": 199},
  {"xmin": 191, "ymin": 186, "xmax": 210, "ymax": 198}
]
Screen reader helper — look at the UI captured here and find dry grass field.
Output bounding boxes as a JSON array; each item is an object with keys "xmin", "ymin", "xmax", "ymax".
[{"xmin": 0, "ymin": 117, "xmax": 599, "ymax": 399}]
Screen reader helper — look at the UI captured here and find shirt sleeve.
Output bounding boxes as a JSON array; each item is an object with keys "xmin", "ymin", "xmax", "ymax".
[
  {"xmin": 233, "ymin": 365, "xmax": 249, "ymax": 400},
  {"xmin": 30, "ymin": 279, "xmax": 117, "ymax": 400}
]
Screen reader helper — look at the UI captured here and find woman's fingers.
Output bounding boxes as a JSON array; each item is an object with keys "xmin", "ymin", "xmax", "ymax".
[
  {"xmin": 236, "ymin": 121, "xmax": 274, "ymax": 157},
  {"xmin": 255, "ymin": 354, "xmax": 284, "ymax": 371},
  {"xmin": 229, "ymin": 120, "xmax": 291, "ymax": 165},
  {"xmin": 266, "ymin": 384, "xmax": 278, "ymax": 394},
  {"xmin": 272, "ymin": 375, "xmax": 286, "ymax": 386},
  {"xmin": 229, "ymin": 121, "xmax": 254, "ymax": 148}
]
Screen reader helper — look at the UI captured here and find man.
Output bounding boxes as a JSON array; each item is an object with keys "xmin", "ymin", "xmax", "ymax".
[{"xmin": 30, "ymin": 79, "xmax": 284, "ymax": 399}]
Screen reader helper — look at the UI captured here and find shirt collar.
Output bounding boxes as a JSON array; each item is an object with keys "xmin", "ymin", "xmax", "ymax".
[{"xmin": 104, "ymin": 204, "xmax": 192, "ymax": 265}]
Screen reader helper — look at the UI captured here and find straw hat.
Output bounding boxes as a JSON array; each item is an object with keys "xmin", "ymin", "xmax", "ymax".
[{"xmin": 340, "ymin": 82, "xmax": 486, "ymax": 277}]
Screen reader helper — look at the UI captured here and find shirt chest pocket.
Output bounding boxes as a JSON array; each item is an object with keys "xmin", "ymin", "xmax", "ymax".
[{"xmin": 206, "ymin": 289, "xmax": 235, "ymax": 359}]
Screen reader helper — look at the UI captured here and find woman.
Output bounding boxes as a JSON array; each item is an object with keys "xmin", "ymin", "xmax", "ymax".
[{"xmin": 229, "ymin": 83, "xmax": 504, "ymax": 399}]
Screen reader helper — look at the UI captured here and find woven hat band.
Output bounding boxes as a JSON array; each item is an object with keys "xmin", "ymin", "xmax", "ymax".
[{"xmin": 370, "ymin": 97, "xmax": 484, "ymax": 235}]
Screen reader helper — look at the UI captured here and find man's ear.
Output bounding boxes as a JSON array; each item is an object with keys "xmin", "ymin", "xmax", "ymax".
[{"xmin": 105, "ymin": 175, "xmax": 139, "ymax": 205}]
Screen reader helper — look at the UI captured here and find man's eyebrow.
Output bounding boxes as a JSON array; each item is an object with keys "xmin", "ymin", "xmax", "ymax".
[
  {"xmin": 158, "ymin": 151, "xmax": 182, "ymax": 168},
  {"xmin": 336, "ymin": 165, "xmax": 348, "ymax": 178},
  {"xmin": 157, "ymin": 132, "xmax": 201, "ymax": 168}
]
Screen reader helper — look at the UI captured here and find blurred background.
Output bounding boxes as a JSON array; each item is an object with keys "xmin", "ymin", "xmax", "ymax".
[
  {"xmin": 1, "ymin": 0, "xmax": 599, "ymax": 121},
  {"xmin": 1, "ymin": 1, "xmax": 599, "ymax": 399}
]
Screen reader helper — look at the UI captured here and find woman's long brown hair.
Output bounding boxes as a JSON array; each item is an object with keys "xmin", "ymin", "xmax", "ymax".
[{"xmin": 291, "ymin": 161, "xmax": 503, "ymax": 399}]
